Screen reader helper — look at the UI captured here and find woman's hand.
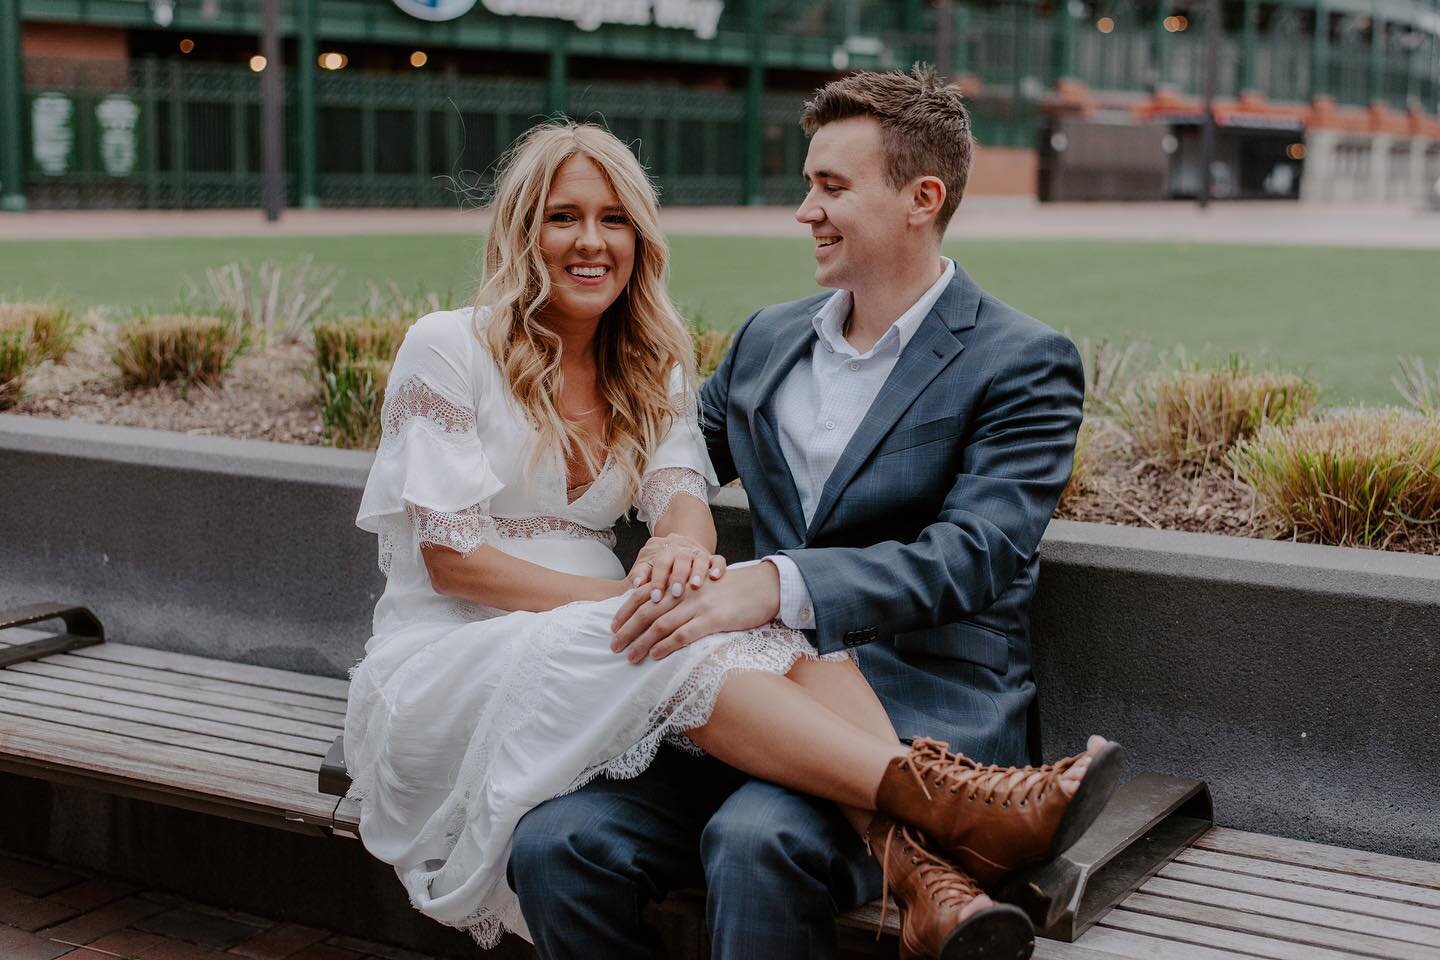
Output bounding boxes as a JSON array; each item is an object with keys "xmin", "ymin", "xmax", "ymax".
[{"xmin": 625, "ymin": 533, "xmax": 726, "ymax": 605}]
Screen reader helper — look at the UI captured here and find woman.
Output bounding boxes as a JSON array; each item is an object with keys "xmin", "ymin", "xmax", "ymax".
[{"xmin": 344, "ymin": 121, "xmax": 1116, "ymax": 959}]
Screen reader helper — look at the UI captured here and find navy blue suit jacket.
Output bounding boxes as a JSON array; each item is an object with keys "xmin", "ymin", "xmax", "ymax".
[{"xmin": 699, "ymin": 263, "xmax": 1084, "ymax": 765}]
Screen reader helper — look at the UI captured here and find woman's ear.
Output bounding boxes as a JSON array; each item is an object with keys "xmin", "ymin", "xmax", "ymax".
[{"xmin": 909, "ymin": 176, "xmax": 947, "ymax": 229}]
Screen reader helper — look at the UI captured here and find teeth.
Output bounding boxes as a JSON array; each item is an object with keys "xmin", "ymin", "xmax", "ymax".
[
  {"xmin": 568, "ymin": 266, "xmax": 608, "ymax": 278},
  {"xmin": 816, "ymin": 237, "xmax": 840, "ymax": 247}
]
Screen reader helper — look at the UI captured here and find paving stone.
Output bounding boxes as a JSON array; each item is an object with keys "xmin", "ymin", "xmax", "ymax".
[
  {"xmin": 0, "ymin": 856, "xmax": 85, "ymax": 897},
  {"xmin": 39, "ymin": 896, "xmax": 169, "ymax": 945},
  {"xmin": 286, "ymin": 945, "xmax": 366, "ymax": 960},
  {"xmin": 0, "ymin": 889, "xmax": 82, "ymax": 931},
  {"xmin": 62, "ymin": 928, "xmax": 166, "ymax": 957},
  {"xmin": 228, "ymin": 923, "xmax": 329, "ymax": 959},
  {"xmin": 0, "ymin": 923, "xmax": 73, "ymax": 960},
  {"xmin": 135, "ymin": 908, "xmax": 265, "ymax": 951},
  {"xmin": 321, "ymin": 936, "xmax": 432, "ymax": 960},
  {"xmin": 47, "ymin": 879, "xmax": 141, "ymax": 914},
  {"xmin": 136, "ymin": 940, "xmax": 225, "ymax": 960}
]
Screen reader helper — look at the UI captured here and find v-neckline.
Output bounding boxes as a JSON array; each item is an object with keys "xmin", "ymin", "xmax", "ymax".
[{"xmin": 564, "ymin": 454, "xmax": 611, "ymax": 507}]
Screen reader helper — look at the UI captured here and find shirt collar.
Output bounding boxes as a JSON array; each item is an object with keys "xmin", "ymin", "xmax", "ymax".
[{"xmin": 811, "ymin": 258, "xmax": 955, "ymax": 361}]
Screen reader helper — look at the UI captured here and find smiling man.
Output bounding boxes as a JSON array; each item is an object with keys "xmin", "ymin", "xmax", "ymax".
[{"xmin": 509, "ymin": 67, "xmax": 1087, "ymax": 959}]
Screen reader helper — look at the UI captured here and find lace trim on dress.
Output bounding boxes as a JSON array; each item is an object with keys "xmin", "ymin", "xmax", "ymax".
[
  {"xmin": 381, "ymin": 375, "xmax": 475, "ymax": 442},
  {"xmin": 413, "ymin": 504, "xmax": 499, "ymax": 557},
  {"xmin": 342, "ymin": 616, "xmax": 853, "ymax": 950},
  {"xmin": 635, "ymin": 466, "xmax": 709, "ymax": 529}
]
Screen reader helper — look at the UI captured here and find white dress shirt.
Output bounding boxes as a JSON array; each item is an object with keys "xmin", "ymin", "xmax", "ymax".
[{"xmin": 763, "ymin": 258, "xmax": 956, "ymax": 630}]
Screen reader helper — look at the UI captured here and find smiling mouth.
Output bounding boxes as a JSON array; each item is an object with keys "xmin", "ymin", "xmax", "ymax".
[
  {"xmin": 815, "ymin": 237, "xmax": 841, "ymax": 248},
  {"xmin": 567, "ymin": 265, "xmax": 610, "ymax": 278}
]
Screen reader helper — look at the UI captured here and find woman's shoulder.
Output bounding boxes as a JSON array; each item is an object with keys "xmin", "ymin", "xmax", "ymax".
[{"xmin": 403, "ymin": 306, "xmax": 487, "ymax": 353}]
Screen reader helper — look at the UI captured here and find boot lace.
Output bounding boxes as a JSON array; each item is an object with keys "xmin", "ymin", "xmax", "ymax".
[
  {"xmin": 899, "ymin": 737, "xmax": 1082, "ymax": 810},
  {"xmin": 871, "ymin": 819, "xmax": 981, "ymax": 938}
]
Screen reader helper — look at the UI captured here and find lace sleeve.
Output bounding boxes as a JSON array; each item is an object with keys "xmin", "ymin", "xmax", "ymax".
[{"xmin": 635, "ymin": 466, "xmax": 710, "ymax": 532}]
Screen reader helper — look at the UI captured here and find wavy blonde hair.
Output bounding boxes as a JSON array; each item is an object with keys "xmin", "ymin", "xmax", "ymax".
[{"xmin": 474, "ymin": 122, "xmax": 695, "ymax": 502}]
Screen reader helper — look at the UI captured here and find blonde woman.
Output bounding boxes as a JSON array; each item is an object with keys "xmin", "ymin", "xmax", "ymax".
[{"xmin": 344, "ymin": 122, "xmax": 1115, "ymax": 960}]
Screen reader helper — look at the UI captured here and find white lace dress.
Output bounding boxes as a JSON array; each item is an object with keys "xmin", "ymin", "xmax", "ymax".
[{"xmin": 343, "ymin": 308, "xmax": 842, "ymax": 948}]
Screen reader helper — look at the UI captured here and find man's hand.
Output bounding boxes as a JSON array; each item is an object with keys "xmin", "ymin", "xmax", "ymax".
[
  {"xmin": 625, "ymin": 533, "xmax": 726, "ymax": 602},
  {"xmin": 610, "ymin": 562, "xmax": 782, "ymax": 663}
]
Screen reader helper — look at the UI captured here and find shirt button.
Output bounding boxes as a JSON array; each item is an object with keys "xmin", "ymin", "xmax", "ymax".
[
  {"xmin": 824, "ymin": 419, "xmax": 836, "ymax": 430},
  {"xmin": 800, "ymin": 604, "xmax": 813, "ymax": 622},
  {"xmin": 849, "ymin": 361, "xmax": 860, "ymax": 371}
]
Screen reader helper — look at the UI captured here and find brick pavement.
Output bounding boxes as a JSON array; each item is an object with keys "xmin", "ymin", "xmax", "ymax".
[{"xmin": 0, "ymin": 853, "xmax": 439, "ymax": 960}]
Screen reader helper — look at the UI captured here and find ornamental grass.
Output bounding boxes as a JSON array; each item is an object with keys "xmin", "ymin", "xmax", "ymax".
[
  {"xmin": 0, "ymin": 323, "xmax": 29, "ymax": 410},
  {"xmin": 112, "ymin": 314, "xmax": 243, "ymax": 390},
  {"xmin": 0, "ymin": 301, "xmax": 78, "ymax": 363},
  {"xmin": 694, "ymin": 327, "xmax": 733, "ymax": 379},
  {"xmin": 312, "ymin": 315, "xmax": 410, "ymax": 449},
  {"xmin": 1395, "ymin": 356, "xmax": 1440, "ymax": 417},
  {"xmin": 1119, "ymin": 359, "xmax": 1318, "ymax": 468},
  {"xmin": 1230, "ymin": 410, "xmax": 1440, "ymax": 550}
]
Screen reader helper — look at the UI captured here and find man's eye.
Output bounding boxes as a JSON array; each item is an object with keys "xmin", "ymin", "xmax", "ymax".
[{"xmin": 824, "ymin": 185, "xmax": 841, "ymax": 194}]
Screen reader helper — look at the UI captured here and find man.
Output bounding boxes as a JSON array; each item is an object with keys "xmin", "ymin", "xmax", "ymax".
[{"xmin": 509, "ymin": 66, "xmax": 1090, "ymax": 959}]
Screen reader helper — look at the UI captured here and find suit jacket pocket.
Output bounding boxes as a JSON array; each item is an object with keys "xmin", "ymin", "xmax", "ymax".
[
  {"xmin": 892, "ymin": 620, "xmax": 1009, "ymax": 673},
  {"xmin": 873, "ymin": 415, "xmax": 964, "ymax": 458}
]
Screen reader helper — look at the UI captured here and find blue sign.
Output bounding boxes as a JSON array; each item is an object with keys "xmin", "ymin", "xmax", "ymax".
[{"xmin": 391, "ymin": 0, "xmax": 478, "ymax": 22}]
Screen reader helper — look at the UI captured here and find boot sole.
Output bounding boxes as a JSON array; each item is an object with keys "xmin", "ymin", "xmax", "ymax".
[
  {"xmin": 937, "ymin": 904, "xmax": 1036, "ymax": 960},
  {"xmin": 997, "ymin": 741, "xmax": 1125, "ymax": 929}
]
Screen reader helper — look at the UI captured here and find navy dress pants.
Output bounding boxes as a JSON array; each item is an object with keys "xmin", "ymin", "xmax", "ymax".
[{"xmin": 508, "ymin": 746, "xmax": 883, "ymax": 960}]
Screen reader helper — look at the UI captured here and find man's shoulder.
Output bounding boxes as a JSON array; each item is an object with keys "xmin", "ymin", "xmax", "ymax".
[
  {"xmin": 968, "ymin": 285, "xmax": 1076, "ymax": 360},
  {"xmin": 741, "ymin": 291, "xmax": 833, "ymax": 340}
]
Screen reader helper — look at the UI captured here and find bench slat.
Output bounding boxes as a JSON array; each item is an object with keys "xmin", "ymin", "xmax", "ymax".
[
  {"xmin": 1080, "ymin": 925, "xmax": 1316, "ymax": 960},
  {"xmin": 1032, "ymin": 937, "xmax": 1149, "ymax": 959},
  {"xmin": 1119, "ymin": 891, "xmax": 1440, "ymax": 960},
  {"xmin": 1178, "ymin": 849, "xmax": 1440, "ymax": 910},
  {"xmin": 0, "ymin": 670, "xmax": 341, "ymax": 742},
  {"xmin": 1140, "ymin": 876, "xmax": 1440, "ymax": 947},
  {"xmin": 0, "ymin": 718, "xmax": 337, "ymax": 822},
  {"xmin": 44, "ymin": 641, "xmax": 352, "ymax": 700},
  {"xmin": 1102, "ymin": 907, "xmax": 1382, "ymax": 960},
  {"xmin": 25, "ymin": 650, "xmax": 349, "ymax": 714},
  {"xmin": 0, "ymin": 680, "xmax": 333, "ymax": 755},
  {"xmin": 1159, "ymin": 862, "xmax": 1440, "ymax": 932},
  {"xmin": 1197, "ymin": 828, "xmax": 1440, "ymax": 891},
  {"xmin": 9, "ymin": 659, "xmax": 346, "ymax": 725},
  {"xmin": 0, "ymin": 697, "xmax": 321, "ymax": 773}
]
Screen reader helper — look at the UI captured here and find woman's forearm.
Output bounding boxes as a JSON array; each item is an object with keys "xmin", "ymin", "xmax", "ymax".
[
  {"xmin": 424, "ymin": 544, "xmax": 627, "ymax": 612},
  {"xmin": 652, "ymin": 493, "xmax": 717, "ymax": 552}
]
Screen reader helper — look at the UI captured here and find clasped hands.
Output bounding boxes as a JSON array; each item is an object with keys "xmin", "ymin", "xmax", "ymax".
[{"xmin": 611, "ymin": 534, "xmax": 781, "ymax": 663}]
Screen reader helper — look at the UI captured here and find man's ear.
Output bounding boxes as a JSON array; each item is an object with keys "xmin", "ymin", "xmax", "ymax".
[{"xmin": 907, "ymin": 176, "xmax": 947, "ymax": 230}]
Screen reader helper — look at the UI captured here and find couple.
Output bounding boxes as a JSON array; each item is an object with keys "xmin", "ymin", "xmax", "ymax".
[{"xmin": 343, "ymin": 66, "xmax": 1116, "ymax": 960}]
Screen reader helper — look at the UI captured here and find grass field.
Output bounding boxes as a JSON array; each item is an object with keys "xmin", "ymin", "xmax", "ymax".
[{"xmin": 1, "ymin": 233, "xmax": 1435, "ymax": 405}]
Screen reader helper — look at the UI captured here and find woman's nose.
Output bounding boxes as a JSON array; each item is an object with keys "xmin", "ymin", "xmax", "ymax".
[{"xmin": 576, "ymin": 218, "xmax": 604, "ymax": 252}]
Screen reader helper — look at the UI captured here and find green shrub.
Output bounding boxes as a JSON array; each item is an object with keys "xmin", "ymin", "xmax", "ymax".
[
  {"xmin": 693, "ymin": 327, "xmax": 733, "ymax": 379},
  {"xmin": 1230, "ymin": 410, "xmax": 1440, "ymax": 550},
  {"xmin": 0, "ymin": 301, "xmax": 78, "ymax": 363},
  {"xmin": 0, "ymin": 323, "xmax": 29, "ymax": 409},
  {"xmin": 1118, "ymin": 358, "xmax": 1317, "ymax": 467},
  {"xmin": 312, "ymin": 315, "xmax": 411, "ymax": 449},
  {"xmin": 112, "ymin": 314, "xmax": 243, "ymax": 390}
]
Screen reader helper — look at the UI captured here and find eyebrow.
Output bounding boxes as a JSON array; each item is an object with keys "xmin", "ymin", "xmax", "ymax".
[
  {"xmin": 804, "ymin": 169, "xmax": 850, "ymax": 184},
  {"xmin": 544, "ymin": 202, "xmax": 627, "ymax": 213}
]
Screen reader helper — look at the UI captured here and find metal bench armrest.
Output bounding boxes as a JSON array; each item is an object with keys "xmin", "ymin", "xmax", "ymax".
[{"xmin": 0, "ymin": 602, "xmax": 105, "ymax": 668}]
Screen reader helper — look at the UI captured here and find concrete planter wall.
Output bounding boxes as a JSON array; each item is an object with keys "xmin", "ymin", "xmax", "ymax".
[{"xmin": 3, "ymin": 414, "xmax": 1439, "ymax": 863}]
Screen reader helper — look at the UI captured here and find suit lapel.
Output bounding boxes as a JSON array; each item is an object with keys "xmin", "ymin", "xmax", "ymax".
[
  {"xmin": 802, "ymin": 271, "xmax": 981, "ymax": 542},
  {"xmin": 747, "ymin": 309, "xmax": 820, "ymax": 542}
]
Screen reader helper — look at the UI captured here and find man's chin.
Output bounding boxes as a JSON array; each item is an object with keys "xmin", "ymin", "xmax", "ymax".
[{"xmin": 813, "ymin": 260, "xmax": 846, "ymax": 289}]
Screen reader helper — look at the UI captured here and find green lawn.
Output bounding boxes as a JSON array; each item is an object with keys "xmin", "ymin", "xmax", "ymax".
[{"xmin": 1, "ymin": 233, "xmax": 1435, "ymax": 405}]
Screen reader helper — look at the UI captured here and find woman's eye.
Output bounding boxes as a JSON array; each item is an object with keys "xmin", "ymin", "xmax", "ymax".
[
  {"xmin": 548, "ymin": 212, "xmax": 577, "ymax": 223},
  {"xmin": 603, "ymin": 214, "xmax": 630, "ymax": 225}
]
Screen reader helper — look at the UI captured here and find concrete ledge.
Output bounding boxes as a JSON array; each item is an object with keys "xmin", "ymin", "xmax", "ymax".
[{"xmin": 3, "ymin": 415, "xmax": 1439, "ymax": 862}]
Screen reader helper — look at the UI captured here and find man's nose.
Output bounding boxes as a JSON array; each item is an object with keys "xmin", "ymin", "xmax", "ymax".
[{"xmin": 794, "ymin": 191, "xmax": 822, "ymax": 224}]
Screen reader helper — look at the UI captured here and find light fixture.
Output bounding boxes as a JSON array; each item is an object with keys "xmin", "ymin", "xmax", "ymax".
[
  {"xmin": 1175, "ymin": 14, "xmax": 1188, "ymax": 30},
  {"xmin": 1096, "ymin": 16, "xmax": 1115, "ymax": 32},
  {"xmin": 249, "ymin": 54, "xmax": 267, "ymax": 72},
  {"xmin": 318, "ymin": 51, "xmax": 348, "ymax": 70},
  {"xmin": 1286, "ymin": 143, "xmax": 1306, "ymax": 161},
  {"xmin": 410, "ymin": 50, "xmax": 429, "ymax": 67},
  {"xmin": 1163, "ymin": 15, "xmax": 1179, "ymax": 31},
  {"xmin": 179, "ymin": 38, "xmax": 195, "ymax": 53}
]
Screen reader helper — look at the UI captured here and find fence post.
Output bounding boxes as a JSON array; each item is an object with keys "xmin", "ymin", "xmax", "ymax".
[
  {"xmin": 1239, "ymin": 0, "xmax": 1259, "ymax": 91},
  {"xmin": 169, "ymin": 58, "xmax": 188, "ymax": 208},
  {"xmin": 0, "ymin": 0, "xmax": 26, "ymax": 211},
  {"xmin": 1367, "ymin": 15, "xmax": 1385, "ymax": 103},
  {"xmin": 1152, "ymin": 0, "xmax": 1169, "ymax": 86},
  {"xmin": 547, "ymin": 26, "xmax": 568, "ymax": 117},
  {"xmin": 297, "ymin": 0, "xmax": 318, "ymax": 208},
  {"xmin": 1052, "ymin": 0, "xmax": 1076, "ymax": 83},
  {"xmin": 742, "ymin": 0, "xmax": 765, "ymax": 205},
  {"xmin": 1310, "ymin": 0, "xmax": 1329, "ymax": 98},
  {"xmin": 143, "ymin": 57, "xmax": 159, "ymax": 208}
]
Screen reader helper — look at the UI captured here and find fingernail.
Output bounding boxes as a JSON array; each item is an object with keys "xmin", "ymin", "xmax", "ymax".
[
  {"xmin": 632, "ymin": 577, "xmax": 643, "ymax": 587},
  {"xmin": 670, "ymin": 582, "xmax": 682, "ymax": 597},
  {"xmin": 690, "ymin": 576, "xmax": 702, "ymax": 588},
  {"xmin": 650, "ymin": 589, "xmax": 662, "ymax": 603},
  {"xmin": 710, "ymin": 566, "xmax": 721, "ymax": 578}
]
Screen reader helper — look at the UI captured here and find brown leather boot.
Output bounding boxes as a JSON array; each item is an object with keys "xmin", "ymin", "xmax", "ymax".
[
  {"xmin": 874, "ymin": 738, "xmax": 1124, "ymax": 890},
  {"xmin": 866, "ymin": 814, "xmax": 1035, "ymax": 960}
]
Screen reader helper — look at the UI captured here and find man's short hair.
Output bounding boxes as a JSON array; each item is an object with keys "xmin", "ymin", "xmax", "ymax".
[{"xmin": 800, "ymin": 65, "xmax": 974, "ymax": 233}]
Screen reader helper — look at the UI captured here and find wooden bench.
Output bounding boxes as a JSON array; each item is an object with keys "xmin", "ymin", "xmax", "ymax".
[{"xmin": 4, "ymin": 604, "xmax": 1440, "ymax": 960}]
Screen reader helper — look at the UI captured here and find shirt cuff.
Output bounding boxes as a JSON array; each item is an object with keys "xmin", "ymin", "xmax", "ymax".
[{"xmin": 763, "ymin": 555, "xmax": 815, "ymax": 630}]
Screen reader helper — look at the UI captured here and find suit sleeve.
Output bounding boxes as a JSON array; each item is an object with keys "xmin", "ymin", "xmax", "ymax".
[
  {"xmin": 698, "ymin": 310, "xmax": 761, "ymax": 488},
  {"xmin": 780, "ymin": 330, "xmax": 1085, "ymax": 656}
]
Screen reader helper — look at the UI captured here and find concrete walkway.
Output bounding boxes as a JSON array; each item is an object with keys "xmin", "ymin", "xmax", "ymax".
[{"xmin": 1, "ymin": 201, "xmax": 1437, "ymax": 247}]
